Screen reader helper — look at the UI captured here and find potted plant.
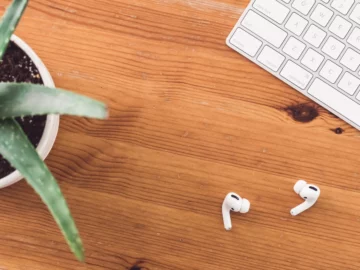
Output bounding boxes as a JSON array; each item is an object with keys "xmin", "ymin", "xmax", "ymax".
[{"xmin": 0, "ymin": 0, "xmax": 108, "ymax": 261}]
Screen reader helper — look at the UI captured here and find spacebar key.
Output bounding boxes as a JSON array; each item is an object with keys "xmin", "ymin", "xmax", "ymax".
[{"xmin": 308, "ymin": 79, "xmax": 360, "ymax": 125}]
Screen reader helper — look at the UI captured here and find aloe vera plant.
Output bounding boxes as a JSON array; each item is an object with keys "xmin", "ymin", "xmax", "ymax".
[{"xmin": 0, "ymin": 0, "xmax": 108, "ymax": 261}]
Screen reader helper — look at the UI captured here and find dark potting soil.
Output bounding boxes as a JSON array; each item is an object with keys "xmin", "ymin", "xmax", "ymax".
[{"xmin": 0, "ymin": 41, "xmax": 47, "ymax": 178}]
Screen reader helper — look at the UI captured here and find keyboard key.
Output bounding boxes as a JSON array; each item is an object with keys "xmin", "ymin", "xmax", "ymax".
[
  {"xmin": 226, "ymin": 0, "xmax": 360, "ymax": 130},
  {"xmin": 331, "ymin": 0, "xmax": 355, "ymax": 15},
  {"xmin": 322, "ymin": 37, "xmax": 345, "ymax": 59},
  {"xmin": 283, "ymin": 37, "xmax": 306, "ymax": 59},
  {"xmin": 241, "ymin": 11, "xmax": 287, "ymax": 48},
  {"xmin": 304, "ymin": 25, "xmax": 326, "ymax": 47},
  {"xmin": 301, "ymin": 48, "xmax": 324, "ymax": 71},
  {"xmin": 338, "ymin": 72, "xmax": 360, "ymax": 95},
  {"xmin": 310, "ymin": 4, "xmax": 334, "ymax": 27},
  {"xmin": 348, "ymin": 27, "xmax": 360, "ymax": 50},
  {"xmin": 285, "ymin": 13, "xmax": 308, "ymax": 36},
  {"xmin": 309, "ymin": 78, "xmax": 360, "ymax": 126},
  {"xmin": 293, "ymin": 0, "xmax": 315, "ymax": 15},
  {"xmin": 329, "ymin": 16, "xmax": 352, "ymax": 39},
  {"xmin": 253, "ymin": 0, "xmax": 290, "ymax": 24},
  {"xmin": 229, "ymin": 29, "xmax": 262, "ymax": 57},
  {"xmin": 257, "ymin": 46, "xmax": 285, "ymax": 72},
  {"xmin": 340, "ymin": 48, "xmax": 360, "ymax": 71},
  {"xmin": 280, "ymin": 60, "xmax": 313, "ymax": 89},
  {"xmin": 350, "ymin": 4, "xmax": 360, "ymax": 24},
  {"xmin": 320, "ymin": 60, "xmax": 343, "ymax": 83}
]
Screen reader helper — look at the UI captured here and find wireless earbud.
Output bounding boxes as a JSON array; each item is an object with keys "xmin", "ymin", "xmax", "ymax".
[
  {"xmin": 290, "ymin": 180, "xmax": 320, "ymax": 216},
  {"xmin": 222, "ymin": 192, "xmax": 250, "ymax": 230}
]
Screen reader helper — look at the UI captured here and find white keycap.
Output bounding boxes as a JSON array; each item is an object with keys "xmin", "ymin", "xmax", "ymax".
[
  {"xmin": 283, "ymin": 37, "xmax": 306, "ymax": 59},
  {"xmin": 229, "ymin": 29, "xmax": 262, "ymax": 57},
  {"xmin": 329, "ymin": 16, "xmax": 352, "ymax": 39},
  {"xmin": 350, "ymin": 4, "xmax": 360, "ymax": 24},
  {"xmin": 253, "ymin": 0, "xmax": 290, "ymax": 24},
  {"xmin": 320, "ymin": 60, "xmax": 343, "ymax": 83},
  {"xmin": 331, "ymin": 0, "xmax": 355, "ymax": 15},
  {"xmin": 293, "ymin": 0, "xmax": 315, "ymax": 15},
  {"xmin": 304, "ymin": 25, "xmax": 326, "ymax": 47},
  {"xmin": 280, "ymin": 61, "xmax": 313, "ymax": 89},
  {"xmin": 309, "ymin": 78, "xmax": 360, "ymax": 126},
  {"xmin": 322, "ymin": 37, "xmax": 345, "ymax": 59},
  {"xmin": 338, "ymin": 72, "xmax": 360, "ymax": 95},
  {"xmin": 348, "ymin": 27, "xmax": 360, "ymax": 50},
  {"xmin": 340, "ymin": 48, "xmax": 360, "ymax": 71},
  {"xmin": 301, "ymin": 48, "xmax": 325, "ymax": 71},
  {"xmin": 258, "ymin": 46, "xmax": 285, "ymax": 72},
  {"xmin": 285, "ymin": 13, "xmax": 308, "ymax": 36},
  {"xmin": 310, "ymin": 4, "xmax": 334, "ymax": 27},
  {"xmin": 241, "ymin": 11, "xmax": 287, "ymax": 48}
]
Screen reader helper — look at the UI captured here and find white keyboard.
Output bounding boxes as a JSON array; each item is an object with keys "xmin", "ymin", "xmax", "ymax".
[{"xmin": 226, "ymin": 0, "xmax": 360, "ymax": 130}]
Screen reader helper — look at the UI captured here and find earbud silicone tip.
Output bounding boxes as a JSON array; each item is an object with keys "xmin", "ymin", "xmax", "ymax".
[
  {"xmin": 240, "ymin": 198, "xmax": 250, "ymax": 213},
  {"xmin": 294, "ymin": 180, "xmax": 307, "ymax": 194}
]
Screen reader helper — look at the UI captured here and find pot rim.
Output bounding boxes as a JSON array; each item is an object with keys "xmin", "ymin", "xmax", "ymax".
[{"xmin": 0, "ymin": 35, "xmax": 60, "ymax": 188}]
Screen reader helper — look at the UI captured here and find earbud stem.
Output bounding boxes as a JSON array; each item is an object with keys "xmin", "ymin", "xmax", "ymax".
[
  {"xmin": 290, "ymin": 201, "xmax": 314, "ymax": 216},
  {"xmin": 222, "ymin": 204, "xmax": 232, "ymax": 230}
]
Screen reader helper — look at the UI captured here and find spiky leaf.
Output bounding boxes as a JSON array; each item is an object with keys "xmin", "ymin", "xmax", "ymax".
[
  {"xmin": 0, "ymin": 0, "xmax": 28, "ymax": 59},
  {"xmin": 0, "ymin": 118, "xmax": 84, "ymax": 261},
  {"xmin": 0, "ymin": 83, "xmax": 107, "ymax": 119}
]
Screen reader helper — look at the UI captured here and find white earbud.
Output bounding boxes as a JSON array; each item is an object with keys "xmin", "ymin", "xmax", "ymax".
[
  {"xmin": 290, "ymin": 180, "xmax": 320, "ymax": 216},
  {"xmin": 222, "ymin": 192, "xmax": 250, "ymax": 230}
]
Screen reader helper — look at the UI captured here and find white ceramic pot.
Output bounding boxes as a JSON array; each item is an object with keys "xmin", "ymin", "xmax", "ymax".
[{"xmin": 0, "ymin": 35, "xmax": 60, "ymax": 188}]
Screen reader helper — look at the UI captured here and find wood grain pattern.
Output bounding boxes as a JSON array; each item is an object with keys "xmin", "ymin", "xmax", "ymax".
[{"xmin": 0, "ymin": 0, "xmax": 360, "ymax": 269}]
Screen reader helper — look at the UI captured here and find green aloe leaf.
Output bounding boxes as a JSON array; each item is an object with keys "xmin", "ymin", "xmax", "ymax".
[
  {"xmin": 0, "ymin": 118, "xmax": 84, "ymax": 261},
  {"xmin": 0, "ymin": 83, "xmax": 107, "ymax": 119},
  {"xmin": 0, "ymin": 0, "xmax": 28, "ymax": 59}
]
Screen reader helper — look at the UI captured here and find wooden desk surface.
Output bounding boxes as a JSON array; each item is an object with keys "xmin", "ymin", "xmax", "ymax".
[{"xmin": 1, "ymin": 0, "xmax": 360, "ymax": 269}]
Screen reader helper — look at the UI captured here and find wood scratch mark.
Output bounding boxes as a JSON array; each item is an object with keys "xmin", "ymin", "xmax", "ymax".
[
  {"xmin": 154, "ymin": 0, "xmax": 245, "ymax": 13},
  {"xmin": 182, "ymin": 131, "xmax": 189, "ymax": 137}
]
